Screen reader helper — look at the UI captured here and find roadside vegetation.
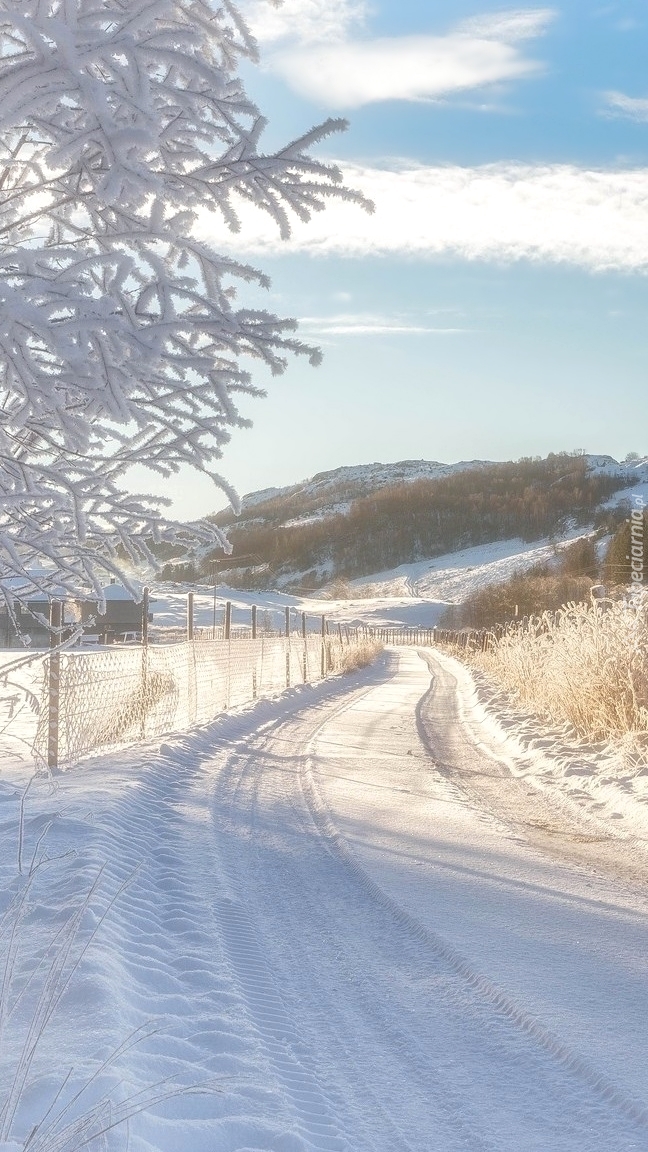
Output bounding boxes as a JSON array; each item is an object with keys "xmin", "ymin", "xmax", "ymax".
[
  {"xmin": 440, "ymin": 513, "xmax": 648, "ymax": 749},
  {"xmin": 463, "ymin": 594, "xmax": 648, "ymax": 748},
  {"xmin": 337, "ymin": 639, "xmax": 384, "ymax": 673}
]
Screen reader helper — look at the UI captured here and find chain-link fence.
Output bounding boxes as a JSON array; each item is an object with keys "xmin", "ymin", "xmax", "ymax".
[{"xmin": 33, "ymin": 632, "xmax": 362, "ymax": 767}]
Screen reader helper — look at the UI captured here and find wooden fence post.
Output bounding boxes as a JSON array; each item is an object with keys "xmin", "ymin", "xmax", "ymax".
[
  {"xmin": 252, "ymin": 605, "xmax": 257, "ymax": 639},
  {"xmin": 225, "ymin": 601, "xmax": 232, "ymax": 640},
  {"xmin": 47, "ymin": 601, "xmax": 62, "ymax": 771},
  {"xmin": 187, "ymin": 592, "xmax": 196, "ymax": 722},
  {"xmin": 285, "ymin": 607, "xmax": 291, "ymax": 687},
  {"xmin": 140, "ymin": 587, "xmax": 149, "ymax": 739},
  {"xmin": 141, "ymin": 587, "xmax": 149, "ymax": 646},
  {"xmin": 187, "ymin": 592, "xmax": 194, "ymax": 641}
]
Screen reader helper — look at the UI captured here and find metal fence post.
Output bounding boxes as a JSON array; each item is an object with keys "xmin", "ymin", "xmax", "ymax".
[
  {"xmin": 224, "ymin": 601, "xmax": 231, "ymax": 707},
  {"xmin": 47, "ymin": 601, "xmax": 62, "ymax": 770}
]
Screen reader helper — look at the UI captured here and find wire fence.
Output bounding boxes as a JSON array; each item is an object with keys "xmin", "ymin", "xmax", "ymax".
[{"xmin": 33, "ymin": 631, "xmax": 367, "ymax": 768}]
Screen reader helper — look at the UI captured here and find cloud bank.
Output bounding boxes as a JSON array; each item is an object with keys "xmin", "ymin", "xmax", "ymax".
[{"xmin": 199, "ymin": 162, "xmax": 648, "ymax": 271}]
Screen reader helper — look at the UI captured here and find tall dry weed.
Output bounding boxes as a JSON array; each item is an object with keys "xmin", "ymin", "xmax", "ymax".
[{"xmin": 468, "ymin": 593, "xmax": 648, "ymax": 745}]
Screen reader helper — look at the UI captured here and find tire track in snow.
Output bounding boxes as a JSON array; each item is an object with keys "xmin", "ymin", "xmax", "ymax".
[
  {"xmin": 214, "ymin": 889, "xmax": 349, "ymax": 1152},
  {"xmin": 212, "ymin": 725, "xmax": 359, "ymax": 1152},
  {"xmin": 212, "ymin": 692, "xmax": 520, "ymax": 1152},
  {"xmin": 65, "ymin": 737, "xmax": 343, "ymax": 1151},
  {"xmin": 299, "ymin": 655, "xmax": 648, "ymax": 1143},
  {"xmin": 213, "ymin": 703, "xmax": 443, "ymax": 1152}
]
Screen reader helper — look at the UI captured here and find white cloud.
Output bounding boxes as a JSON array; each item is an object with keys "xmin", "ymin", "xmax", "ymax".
[
  {"xmin": 298, "ymin": 312, "xmax": 466, "ymax": 335},
  {"xmin": 603, "ymin": 90, "xmax": 648, "ymax": 121},
  {"xmin": 198, "ymin": 162, "xmax": 648, "ymax": 271},
  {"xmin": 240, "ymin": 0, "xmax": 367, "ymax": 45},
  {"xmin": 456, "ymin": 8, "xmax": 555, "ymax": 41},
  {"xmin": 271, "ymin": 32, "xmax": 545, "ymax": 107},
  {"xmin": 247, "ymin": 5, "xmax": 554, "ymax": 107}
]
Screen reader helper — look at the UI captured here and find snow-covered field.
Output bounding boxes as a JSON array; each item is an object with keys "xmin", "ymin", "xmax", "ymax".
[
  {"xmin": 2, "ymin": 647, "xmax": 648, "ymax": 1150},
  {"xmin": 345, "ymin": 533, "xmax": 590, "ymax": 603},
  {"xmin": 152, "ymin": 533, "xmax": 588, "ymax": 637}
]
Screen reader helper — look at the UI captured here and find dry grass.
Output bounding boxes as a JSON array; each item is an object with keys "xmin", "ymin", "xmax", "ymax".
[
  {"xmin": 465, "ymin": 593, "xmax": 648, "ymax": 746},
  {"xmin": 336, "ymin": 640, "xmax": 384, "ymax": 673}
]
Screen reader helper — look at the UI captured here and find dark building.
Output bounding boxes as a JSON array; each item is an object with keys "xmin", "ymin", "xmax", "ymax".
[{"xmin": 0, "ymin": 582, "xmax": 152, "ymax": 648}]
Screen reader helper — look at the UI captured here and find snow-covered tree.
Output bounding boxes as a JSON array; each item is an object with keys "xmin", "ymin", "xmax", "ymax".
[{"xmin": 0, "ymin": 0, "xmax": 368, "ymax": 618}]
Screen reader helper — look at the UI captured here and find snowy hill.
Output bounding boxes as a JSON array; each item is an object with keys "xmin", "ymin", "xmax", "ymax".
[
  {"xmin": 198, "ymin": 452, "xmax": 647, "ymax": 593},
  {"xmin": 226, "ymin": 453, "xmax": 646, "ymax": 519}
]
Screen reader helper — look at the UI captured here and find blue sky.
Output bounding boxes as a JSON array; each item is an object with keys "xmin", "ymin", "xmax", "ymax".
[{"xmin": 171, "ymin": 1, "xmax": 648, "ymax": 516}]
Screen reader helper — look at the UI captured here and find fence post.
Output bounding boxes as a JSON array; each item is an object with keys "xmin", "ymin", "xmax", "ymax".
[
  {"xmin": 321, "ymin": 614, "xmax": 326, "ymax": 677},
  {"xmin": 187, "ymin": 592, "xmax": 196, "ymax": 722},
  {"xmin": 225, "ymin": 601, "xmax": 231, "ymax": 640},
  {"xmin": 285, "ymin": 607, "xmax": 291, "ymax": 687},
  {"xmin": 187, "ymin": 592, "xmax": 194, "ymax": 642},
  {"xmin": 140, "ymin": 587, "xmax": 149, "ymax": 739},
  {"xmin": 251, "ymin": 605, "xmax": 258, "ymax": 697},
  {"xmin": 47, "ymin": 601, "xmax": 62, "ymax": 771},
  {"xmin": 302, "ymin": 612, "xmax": 308, "ymax": 682},
  {"xmin": 141, "ymin": 587, "xmax": 149, "ymax": 646}
]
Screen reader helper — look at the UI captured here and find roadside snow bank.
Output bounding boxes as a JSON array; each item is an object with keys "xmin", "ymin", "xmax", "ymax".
[{"xmin": 430, "ymin": 646, "xmax": 648, "ymax": 848}]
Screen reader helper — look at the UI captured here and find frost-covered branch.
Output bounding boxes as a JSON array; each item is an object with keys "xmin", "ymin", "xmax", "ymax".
[{"xmin": 0, "ymin": 0, "xmax": 372, "ymax": 611}]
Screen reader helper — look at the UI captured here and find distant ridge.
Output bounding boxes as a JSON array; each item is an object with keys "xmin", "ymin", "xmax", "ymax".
[
  {"xmin": 231, "ymin": 453, "xmax": 642, "ymax": 520},
  {"xmin": 238, "ymin": 458, "xmax": 492, "ymax": 513}
]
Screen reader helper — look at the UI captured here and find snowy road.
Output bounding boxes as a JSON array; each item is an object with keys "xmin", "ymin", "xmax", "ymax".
[{"xmin": 4, "ymin": 648, "xmax": 648, "ymax": 1150}]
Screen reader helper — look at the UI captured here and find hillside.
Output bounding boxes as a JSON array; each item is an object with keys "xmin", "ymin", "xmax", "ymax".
[{"xmin": 162, "ymin": 453, "xmax": 646, "ymax": 591}]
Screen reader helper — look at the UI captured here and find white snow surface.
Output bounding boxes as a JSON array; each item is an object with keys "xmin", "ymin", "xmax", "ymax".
[{"xmin": 2, "ymin": 649, "xmax": 648, "ymax": 1150}]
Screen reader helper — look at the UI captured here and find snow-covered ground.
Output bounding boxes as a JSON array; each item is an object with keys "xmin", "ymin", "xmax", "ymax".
[{"xmin": 2, "ymin": 647, "xmax": 648, "ymax": 1150}]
